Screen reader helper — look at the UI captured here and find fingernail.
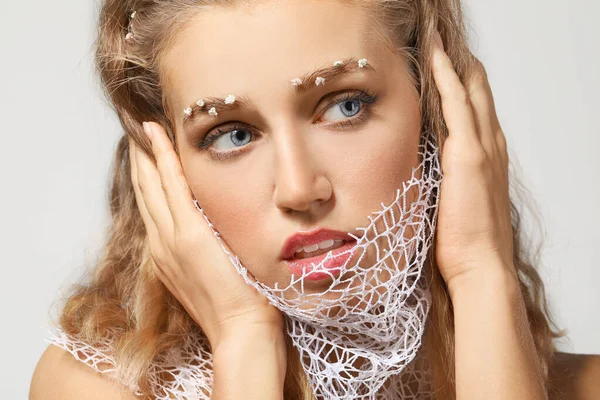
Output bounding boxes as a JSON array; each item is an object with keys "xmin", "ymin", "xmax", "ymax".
[
  {"xmin": 142, "ymin": 122, "xmax": 153, "ymax": 140},
  {"xmin": 434, "ymin": 31, "xmax": 445, "ymax": 51}
]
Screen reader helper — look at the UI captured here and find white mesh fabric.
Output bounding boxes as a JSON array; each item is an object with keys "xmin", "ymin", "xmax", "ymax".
[
  {"xmin": 47, "ymin": 132, "xmax": 442, "ymax": 399},
  {"xmin": 193, "ymin": 132, "xmax": 443, "ymax": 399},
  {"xmin": 47, "ymin": 325, "xmax": 214, "ymax": 399}
]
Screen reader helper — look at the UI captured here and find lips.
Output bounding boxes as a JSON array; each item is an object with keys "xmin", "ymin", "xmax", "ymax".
[
  {"xmin": 280, "ymin": 228, "xmax": 355, "ymax": 260},
  {"xmin": 280, "ymin": 227, "xmax": 359, "ymax": 281}
]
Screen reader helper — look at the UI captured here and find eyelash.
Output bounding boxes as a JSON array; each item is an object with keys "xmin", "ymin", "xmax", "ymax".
[{"xmin": 195, "ymin": 90, "xmax": 378, "ymax": 161}]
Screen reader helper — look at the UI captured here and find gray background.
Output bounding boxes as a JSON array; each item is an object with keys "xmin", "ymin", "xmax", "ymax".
[{"xmin": 1, "ymin": 0, "xmax": 598, "ymax": 396}]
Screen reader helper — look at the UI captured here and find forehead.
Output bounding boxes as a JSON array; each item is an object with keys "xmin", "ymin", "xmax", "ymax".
[{"xmin": 161, "ymin": 0, "xmax": 390, "ymax": 124}]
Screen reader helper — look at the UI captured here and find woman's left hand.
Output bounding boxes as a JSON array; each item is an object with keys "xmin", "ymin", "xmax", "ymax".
[{"xmin": 431, "ymin": 32, "xmax": 515, "ymax": 294}]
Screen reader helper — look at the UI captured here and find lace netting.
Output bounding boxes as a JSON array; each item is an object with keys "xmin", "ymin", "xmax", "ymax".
[
  {"xmin": 47, "ymin": 132, "xmax": 442, "ymax": 399},
  {"xmin": 47, "ymin": 325, "xmax": 213, "ymax": 399}
]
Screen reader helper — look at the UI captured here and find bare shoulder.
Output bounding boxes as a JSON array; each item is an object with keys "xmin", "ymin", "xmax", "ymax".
[
  {"xmin": 30, "ymin": 344, "xmax": 138, "ymax": 400},
  {"xmin": 549, "ymin": 351, "xmax": 600, "ymax": 400}
]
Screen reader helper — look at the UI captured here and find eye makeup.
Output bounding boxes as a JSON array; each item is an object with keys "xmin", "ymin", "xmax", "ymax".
[{"xmin": 191, "ymin": 89, "xmax": 379, "ymax": 162}]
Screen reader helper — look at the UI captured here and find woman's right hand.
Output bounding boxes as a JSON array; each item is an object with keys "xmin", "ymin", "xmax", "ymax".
[{"xmin": 128, "ymin": 121, "xmax": 284, "ymax": 351}]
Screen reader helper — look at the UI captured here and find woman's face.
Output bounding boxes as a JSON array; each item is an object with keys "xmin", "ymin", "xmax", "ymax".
[{"xmin": 161, "ymin": 0, "xmax": 422, "ymax": 293}]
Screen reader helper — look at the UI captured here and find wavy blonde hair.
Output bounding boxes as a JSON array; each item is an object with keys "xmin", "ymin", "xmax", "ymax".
[{"xmin": 56, "ymin": 0, "xmax": 563, "ymax": 398}]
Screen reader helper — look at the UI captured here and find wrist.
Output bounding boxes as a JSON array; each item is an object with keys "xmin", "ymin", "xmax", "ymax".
[
  {"xmin": 212, "ymin": 324, "xmax": 288, "ymax": 391},
  {"xmin": 213, "ymin": 321, "xmax": 287, "ymax": 358},
  {"xmin": 447, "ymin": 261, "xmax": 520, "ymax": 303},
  {"xmin": 207, "ymin": 306, "xmax": 285, "ymax": 349}
]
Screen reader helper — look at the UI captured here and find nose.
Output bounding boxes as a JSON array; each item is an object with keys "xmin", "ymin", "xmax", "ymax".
[{"xmin": 272, "ymin": 131, "xmax": 332, "ymax": 214}]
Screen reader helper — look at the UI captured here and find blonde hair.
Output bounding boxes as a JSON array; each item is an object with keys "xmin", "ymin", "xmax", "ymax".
[{"xmin": 57, "ymin": 0, "xmax": 563, "ymax": 398}]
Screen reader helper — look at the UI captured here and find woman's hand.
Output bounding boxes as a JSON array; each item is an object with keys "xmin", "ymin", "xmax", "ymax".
[
  {"xmin": 128, "ymin": 121, "xmax": 284, "ymax": 351},
  {"xmin": 431, "ymin": 32, "xmax": 515, "ymax": 294},
  {"xmin": 431, "ymin": 32, "xmax": 547, "ymax": 399}
]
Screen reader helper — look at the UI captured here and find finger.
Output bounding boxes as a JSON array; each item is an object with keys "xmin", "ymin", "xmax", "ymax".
[
  {"xmin": 134, "ymin": 132, "xmax": 175, "ymax": 236},
  {"xmin": 129, "ymin": 138, "xmax": 163, "ymax": 247},
  {"xmin": 430, "ymin": 32, "xmax": 480, "ymax": 145},
  {"xmin": 495, "ymin": 129, "xmax": 509, "ymax": 169},
  {"xmin": 465, "ymin": 57, "xmax": 502, "ymax": 159},
  {"xmin": 144, "ymin": 122, "xmax": 201, "ymax": 233}
]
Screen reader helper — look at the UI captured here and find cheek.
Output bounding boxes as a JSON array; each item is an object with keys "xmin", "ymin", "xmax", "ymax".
[
  {"xmin": 185, "ymin": 161, "xmax": 272, "ymax": 265},
  {"xmin": 332, "ymin": 110, "xmax": 421, "ymax": 216},
  {"xmin": 192, "ymin": 174, "xmax": 265, "ymax": 234}
]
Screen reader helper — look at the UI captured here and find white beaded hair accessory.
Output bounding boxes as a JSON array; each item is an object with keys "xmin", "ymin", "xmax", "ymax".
[
  {"xmin": 358, "ymin": 58, "xmax": 368, "ymax": 68},
  {"xmin": 193, "ymin": 132, "xmax": 443, "ymax": 398},
  {"xmin": 291, "ymin": 78, "xmax": 302, "ymax": 86},
  {"xmin": 224, "ymin": 94, "xmax": 236, "ymax": 104},
  {"xmin": 125, "ymin": 10, "xmax": 136, "ymax": 40},
  {"xmin": 315, "ymin": 76, "xmax": 326, "ymax": 86}
]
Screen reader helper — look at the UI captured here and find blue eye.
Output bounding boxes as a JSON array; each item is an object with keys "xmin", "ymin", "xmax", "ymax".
[
  {"xmin": 321, "ymin": 92, "xmax": 376, "ymax": 123},
  {"xmin": 341, "ymin": 99, "xmax": 361, "ymax": 116},
  {"xmin": 196, "ymin": 90, "xmax": 378, "ymax": 160},
  {"xmin": 206, "ymin": 127, "xmax": 253, "ymax": 151}
]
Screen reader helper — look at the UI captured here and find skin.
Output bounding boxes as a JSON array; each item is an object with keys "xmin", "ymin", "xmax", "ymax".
[
  {"xmin": 163, "ymin": 0, "xmax": 421, "ymax": 301},
  {"xmin": 29, "ymin": 1, "xmax": 600, "ymax": 399}
]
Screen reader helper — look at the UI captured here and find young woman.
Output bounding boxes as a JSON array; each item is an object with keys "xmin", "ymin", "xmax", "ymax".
[{"xmin": 30, "ymin": 0, "xmax": 599, "ymax": 399}]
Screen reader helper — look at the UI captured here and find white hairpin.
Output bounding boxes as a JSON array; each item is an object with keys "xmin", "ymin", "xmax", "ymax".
[
  {"xmin": 208, "ymin": 107, "xmax": 218, "ymax": 117},
  {"xmin": 125, "ymin": 11, "xmax": 137, "ymax": 40},
  {"xmin": 125, "ymin": 11, "xmax": 136, "ymax": 40},
  {"xmin": 333, "ymin": 60, "xmax": 343, "ymax": 67},
  {"xmin": 184, "ymin": 107, "xmax": 193, "ymax": 117},
  {"xmin": 291, "ymin": 78, "xmax": 302, "ymax": 86},
  {"xmin": 196, "ymin": 99, "xmax": 205, "ymax": 107},
  {"xmin": 224, "ymin": 94, "xmax": 236, "ymax": 105},
  {"xmin": 358, "ymin": 58, "xmax": 368, "ymax": 68},
  {"xmin": 315, "ymin": 76, "xmax": 326, "ymax": 86}
]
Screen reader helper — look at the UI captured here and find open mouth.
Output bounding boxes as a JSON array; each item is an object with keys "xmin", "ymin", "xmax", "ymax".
[
  {"xmin": 292, "ymin": 239, "xmax": 348, "ymax": 260},
  {"xmin": 285, "ymin": 239, "xmax": 359, "ymax": 281}
]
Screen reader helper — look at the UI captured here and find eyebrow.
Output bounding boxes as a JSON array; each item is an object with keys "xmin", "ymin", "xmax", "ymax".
[{"xmin": 181, "ymin": 57, "xmax": 376, "ymax": 128}]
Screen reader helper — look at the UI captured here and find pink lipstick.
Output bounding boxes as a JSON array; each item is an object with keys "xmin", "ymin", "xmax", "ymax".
[{"xmin": 280, "ymin": 228, "xmax": 359, "ymax": 281}]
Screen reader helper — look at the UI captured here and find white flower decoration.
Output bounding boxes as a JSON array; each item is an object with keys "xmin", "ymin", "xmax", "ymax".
[
  {"xmin": 224, "ymin": 94, "xmax": 236, "ymax": 105},
  {"xmin": 290, "ymin": 78, "xmax": 302, "ymax": 86},
  {"xmin": 183, "ymin": 107, "xmax": 193, "ymax": 117},
  {"xmin": 333, "ymin": 60, "xmax": 343, "ymax": 67},
  {"xmin": 125, "ymin": 32, "xmax": 133, "ymax": 40},
  {"xmin": 208, "ymin": 107, "xmax": 218, "ymax": 117},
  {"xmin": 196, "ymin": 99, "xmax": 205, "ymax": 107},
  {"xmin": 131, "ymin": 11, "xmax": 136, "ymax": 19},
  {"xmin": 358, "ymin": 58, "xmax": 368, "ymax": 68},
  {"xmin": 315, "ymin": 76, "xmax": 326, "ymax": 86}
]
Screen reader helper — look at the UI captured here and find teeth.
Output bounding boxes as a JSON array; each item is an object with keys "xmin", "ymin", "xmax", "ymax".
[
  {"xmin": 294, "ymin": 239, "xmax": 344, "ymax": 256},
  {"xmin": 318, "ymin": 239, "xmax": 335, "ymax": 249}
]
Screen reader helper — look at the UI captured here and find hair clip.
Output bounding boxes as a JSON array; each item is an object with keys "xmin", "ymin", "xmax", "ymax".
[
  {"xmin": 291, "ymin": 78, "xmax": 302, "ymax": 86},
  {"xmin": 125, "ymin": 11, "xmax": 136, "ymax": 40},
  {"xmin": 333, "ymin": 60, "xmax": 343, "ymax": 67},
  {"xmin": 196, "ymin": 99, "xmax": 205, "ymax": 107},
  {"xmin": 208, "ymin": 107, "xmax": 218, "ymax": 117},
  {"xmin": 358, "ymin": 58, "xmax": 368, "ymax": 68},
  {"xmin": 184, "ymin": 107, "xmax": 193, "ymax": 117},
  {"xmin": 224, "ymin": 94, "xmax": 236, "ymax": 105},
  {"xmin": 315, "ymin": 76, "xmax": 326, "ymax": 86}
]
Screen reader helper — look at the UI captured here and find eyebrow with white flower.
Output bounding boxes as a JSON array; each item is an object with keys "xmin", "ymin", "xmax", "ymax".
[{"xmin": 181, "ymin": 56, "xmax": 375, "ymax": 129}]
